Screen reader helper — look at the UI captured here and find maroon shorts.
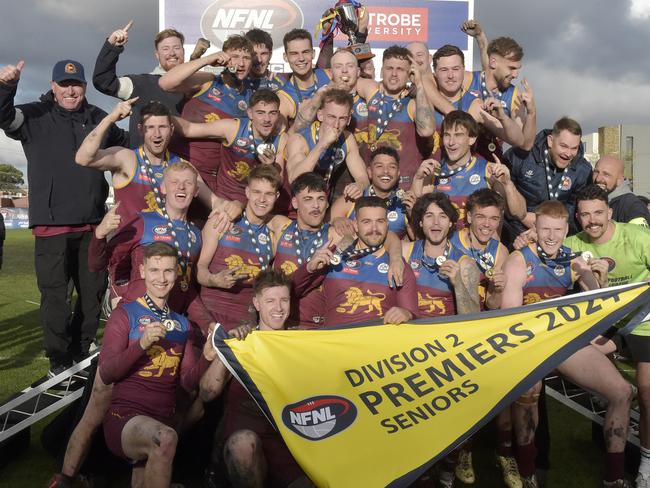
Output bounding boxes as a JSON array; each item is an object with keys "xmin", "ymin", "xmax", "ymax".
[
  {"xmin": 103, "ymin": 408, "xmax": 173, "ymax": 463},
  {"xmin": 103, "ymin": 408, "xmax": 139, "ymax": 461}
]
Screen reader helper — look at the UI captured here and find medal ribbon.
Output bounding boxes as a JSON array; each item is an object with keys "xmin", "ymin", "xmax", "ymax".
[{"xmin": 242, "ymin": 212, "xmax": 273, "ymax": 270}]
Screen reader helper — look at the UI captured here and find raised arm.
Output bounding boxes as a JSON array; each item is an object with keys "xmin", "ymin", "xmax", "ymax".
[
  {"xmin": 410, "ymin": 66, "xmax": 436, "ymax": 137},
  {"xmin": 0, "ymin": 60, "xmax": 27, "ymax": 139},
  {"xmin": 75, "ymin": 98, "xmax": 137, "ymax": 174},
  {"xmin": 461, "ymin": 20, "xmax": 489, "ymax": 73},
  {"xmin": 172, "ymin": 115, "xmax": 236, "ymax": 141},
  {"xmin": 488, "ymin": 157, "xmax": 527, "ymax": 221},
  {"xmin": 158, "ymin": 51, "xmax": 229, "ymax": 95},
  {"xmin": 93, "ymin": 20, "xmax": 135, "ymax": 100}
]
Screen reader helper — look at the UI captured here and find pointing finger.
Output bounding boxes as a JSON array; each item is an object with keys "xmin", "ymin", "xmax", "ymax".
[
  {"xmin": 16, "ymin": 60, "xmax": 25, "ymax": 72},
  {"xmin": 123, "ymin": 20, "xmax": 134, "ymax": 32}
]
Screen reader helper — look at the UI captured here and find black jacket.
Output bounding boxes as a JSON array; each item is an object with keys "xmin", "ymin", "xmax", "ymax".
[
  {"xmin": 609, "ymin": 181, "xmax": 650, "ymax": 225},
  {"xmin": 93, "ymin": 40, "xmax": 185, "ymax": 147},
  {"xmin": 503, "ymin": 129, "xmax": 593, "ymax": 239},
  {"xmin": 0, "ymin": 82, "xmax": 129, "ymax": 227}
]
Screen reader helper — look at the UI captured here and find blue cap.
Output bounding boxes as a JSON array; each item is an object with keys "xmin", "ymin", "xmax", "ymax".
[{"xmin": 51, "ymin": 60, "xmax": 86, "ymax": 83}]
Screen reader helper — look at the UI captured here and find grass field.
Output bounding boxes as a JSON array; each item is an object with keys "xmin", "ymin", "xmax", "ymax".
[{"xmin": 0, "ymin": 229, "xmax": 630, "ymax": 487}]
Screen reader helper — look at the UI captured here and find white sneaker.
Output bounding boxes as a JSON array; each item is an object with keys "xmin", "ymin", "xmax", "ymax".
[{"xmin": 636, "ymin": 473, "xmax": 650, "ymax": 488}]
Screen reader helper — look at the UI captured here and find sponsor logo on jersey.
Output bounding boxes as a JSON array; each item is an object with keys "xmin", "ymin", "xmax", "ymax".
[
  {"xmin": 377, "ymin": 262, "xmax": 389, "ymax": 273},
  {"xmin": 236, "ymin": 137, "xmax": 248, "ymax": 147},
  {"xmin": 387, "ymin": 210, "xmax": 398, "ymax": 222},
  {"xmin": 138, "ymin": 315, "xmax": 156, "ymax": 326},
  {"xmin": 258, "ymin": 233, "xmax": 269, "ymax": 245},
  {"xmin": 282, "ymin": 395, "xmax": 357, "ymax": 440},
  {"xmin": 525, "ymin": 169, "xmax": 534, "ymax": 178},
  {"xmin": 553, "ymin": 265, "xmax": 565, "ymax": 277},
  {"xmin": 356, "ymin": 101, "xmax": 368, "ymax": 117},
  {"xmin": 469, "ymin": 174, "xmax": 481, "ymax": 185}
]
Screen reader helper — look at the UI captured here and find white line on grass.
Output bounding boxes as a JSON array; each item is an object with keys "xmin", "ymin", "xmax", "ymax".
[{"xmin": 24, "ymin": 300, "xmax": 39, "ymax": 305}]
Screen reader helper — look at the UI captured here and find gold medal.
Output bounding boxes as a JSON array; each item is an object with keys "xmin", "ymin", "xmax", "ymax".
[
  {"xmin": 485, "ymin": 268, "xmax": 494, "ymax": 279},
  {"xmin": 163, "ymin": 319, "xmax": 176, "ymax": 331},
  {"xmin": 180, "ymin": 281, "xmax": 189, "ymax": 292},
  {"xmin": 395, "ymin": 188, "xmax": 405, "ymax": 200},
  {"xmin": 370, "ymin": 144, "xmax": 377, "ymax": 152},
  {"xmin": 488, "ymin": 142, "xmax": 497, "ymax": 153},
  {"xmin": 436, "ymin": 256, "xmax": 447, "ymax": 266},
  {"xmin": 582, "ymin": 251, "xmax": 593, "ymax": 263},
  {"xmin": 256, "ymin": 143, "xmax": 276, "ymax": 157},
  {"xmin": 330, "ymin": 254, "xmax": 342, "ymax": 265}
]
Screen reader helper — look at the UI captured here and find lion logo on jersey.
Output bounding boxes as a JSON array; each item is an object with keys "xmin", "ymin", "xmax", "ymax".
[
  {"xmin": 523, "ymin": 292, "xmax": 556, "ymax": 305},
  {"xmin": 336, "ymin": 287, "xmax": 385, "ymax": 316},
  {"xmin": 142, "ymin": 191, "xmax": 161, "ymax": 212},
  {"xmin": 204, "ymin": 112, "xmax": 221, "ymax": 123},
  {"xmin": 280, "ymin": 260, "xmax": 298, "ymax": 276},
  {"xmin": 227, "ymin": 161, "xmax": 251, "ymax": 182},
  {"xmin": 355, "ymin": 126, "xmax": 402, "ymax": 151},
  {"xmin": 225, "ymin": 255, "xmax": 260, "ymax": 279},
  {"xmin": 417, "ymin": 292, "xmax": 446, "ymax": 315},
  {"xmin": 138, "ymin": 345, "xmax": 181, "ymax": 378}
]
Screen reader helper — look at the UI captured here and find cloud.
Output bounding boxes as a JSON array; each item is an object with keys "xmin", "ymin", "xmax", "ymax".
[{"xmin": 629, "ymin": 0, "xmax": 650, "ymax": 19}]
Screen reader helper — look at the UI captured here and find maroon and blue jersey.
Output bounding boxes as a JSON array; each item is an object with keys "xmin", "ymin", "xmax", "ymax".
[
  {"xmin": 434, "ymin": 156, "xmax": 491, "ymax": 227},
  {"xmin": 451, "ymin": 228, "xmax": 507, "ymax": 309},
  {"xmin": 292, "ymin": 250, "xmax": 418, "ymax": 327},
  {"xmin": 405, "ymin": 239, "xmax": 467, "ymax": 317},
  {"xmin": 274, "ymin": 221, "xmax": 328, "ymax": 328},
  {"xmin": 201, "ymin": 216, "xmax": 274, "ymax": 328},
  {"xmin": 466, "ymin": 71, "xmax": 520, "ymax": 118},
  {"xmin": 295, "ymin": 122, "xmax": 350, "ymax": 188},
  {"xmin": 347, "ymin": 188, "xmax": 409, "ymax": 239},
  {"xmin": 113, "ymin": 147, "xmax": 184, "ymax": 222},
  {"xmin": 218, "ymin": 119, "xmax": 283, "ymax": 203},
  {"xmin": 515, "ymin": 244, "xmax": 577, "ymax": 305},
  {"xmin": 350, "ymin": 93, "xmax": 369, "ymax": 135},
  {"xmin": 245, "ymin": 74, "xmax": 285, "ymax": 92},
  {"xmin": 99, "ymin": 299, "xmax": 196, "ymax": 420},
  {"xmin": 432, "ymin": 90, "xmax": 479, "ymax": 160},
  {"xmin": 277, "ymin": 68, "xmax": 331, "ymax": 119},
  {"xmin": 89, "ymin": 211, "xmax": 215, "ymax": 334},
  {"xmin": 361, "ymin": 90, "xmax": 432, "ymax": 189},
  {"xmin": 172, "ymin": 75, "xmax": 254, "ymax": 192}
]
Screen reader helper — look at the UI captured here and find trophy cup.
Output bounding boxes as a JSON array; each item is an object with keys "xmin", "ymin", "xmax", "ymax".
[{"xmin": 334, "ymin": 2, "xmax": 373, "ymax": 61}]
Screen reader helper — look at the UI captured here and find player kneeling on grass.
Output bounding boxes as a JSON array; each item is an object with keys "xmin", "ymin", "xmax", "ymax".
[{"xmin": 200, "ymin": 269, "xmax": 315, "ymax": 488}]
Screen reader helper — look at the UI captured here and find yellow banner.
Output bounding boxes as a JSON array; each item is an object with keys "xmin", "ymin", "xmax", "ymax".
[{"xmin": 215, "ymin": 283, "xmax": 650, "ymax": 488}]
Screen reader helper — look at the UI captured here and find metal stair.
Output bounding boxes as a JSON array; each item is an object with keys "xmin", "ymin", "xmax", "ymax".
[{"xmin": 0, "ymin": 353, "xmax": 98, "ymax": 443}]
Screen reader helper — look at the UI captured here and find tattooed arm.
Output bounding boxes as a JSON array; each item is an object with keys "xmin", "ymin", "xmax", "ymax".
[
  {"xmin": 413, "ymin": 79, "xmax": 436, "ymax": 137},
  {"xmin": 454, "ymin": 257, "xmax": 481, "ymax": 315}
]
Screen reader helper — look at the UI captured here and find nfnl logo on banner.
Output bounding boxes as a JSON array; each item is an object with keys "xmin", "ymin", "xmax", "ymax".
[{"xmin": 159, "ymin": 0, "xmax": 474, "ymax": 74}]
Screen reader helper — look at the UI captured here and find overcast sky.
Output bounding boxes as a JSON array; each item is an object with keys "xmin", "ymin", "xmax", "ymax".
[{"xmin": 1, "ymin": 0, "xmax": 650, "ymax": 180}]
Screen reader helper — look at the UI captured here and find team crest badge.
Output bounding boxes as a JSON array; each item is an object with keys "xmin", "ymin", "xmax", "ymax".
[
  {"xmin": 356, "ymin": 102, "xmax": 368, "ymax": 117},
  {"xmin": 377, "ymin": 262, "xmax": 389, "ymax": 273},
  {"xmin": 65, "ymin": 63, "xmax": 77, "ymax": 73},
  {"xmin": 554, "ymin": 265, "xmax": 565, "ymax": 277},
  {"xmin": 238, "ymin": 100, "xmax": 248, "ymax": 111},
  {"xmin": 258, "ymin": 233, "xmax": 269, "ymax": 245},
  {"xmin": 387, "ymin": 210, "xmax": 398, "ymax": 222}
]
